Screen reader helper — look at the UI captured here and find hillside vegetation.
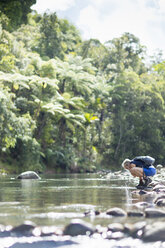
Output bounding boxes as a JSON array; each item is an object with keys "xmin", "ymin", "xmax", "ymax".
[{"xmin": 0, "ymin": 2, "xmax": 165, "ymax": 173}]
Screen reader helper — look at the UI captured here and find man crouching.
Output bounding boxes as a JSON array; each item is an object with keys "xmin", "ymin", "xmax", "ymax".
[{"xmin": 122, "ymin": 156, "xmax": 156, "ymax": 189}]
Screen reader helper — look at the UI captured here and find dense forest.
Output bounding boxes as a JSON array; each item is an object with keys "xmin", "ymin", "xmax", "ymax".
[{"xmin": 0, "ymin": 0, "xmax": 165, "ymax": 173}]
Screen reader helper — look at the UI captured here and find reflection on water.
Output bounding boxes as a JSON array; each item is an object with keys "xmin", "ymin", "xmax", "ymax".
[{"xmin": 0, "ymin": 173, "xmax": 155, "ymax": 227}]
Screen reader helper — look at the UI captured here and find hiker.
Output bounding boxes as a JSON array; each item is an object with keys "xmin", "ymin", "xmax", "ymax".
[{"xmin": 122, "ymin": 156, "xmax": 156, "ymax": 189}]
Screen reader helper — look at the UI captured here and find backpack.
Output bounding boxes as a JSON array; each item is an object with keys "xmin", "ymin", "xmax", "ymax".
[{"xmin": 133, "ymin": 156, "xmax": 155, "ymax": 166}]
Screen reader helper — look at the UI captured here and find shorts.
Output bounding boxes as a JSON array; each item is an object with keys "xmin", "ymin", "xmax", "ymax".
[{"xmin": 143, "ymin": 167, "xmax": 156, "ymax": 177}]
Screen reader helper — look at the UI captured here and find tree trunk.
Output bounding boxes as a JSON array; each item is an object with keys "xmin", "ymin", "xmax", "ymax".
[{"xmin": 114, "ymin": 121, "xmax": 123, "ymax": 159}]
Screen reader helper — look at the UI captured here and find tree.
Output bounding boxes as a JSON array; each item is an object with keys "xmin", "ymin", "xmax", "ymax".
[
  {"xmin": 56, "ymin": 55, "xmax": 96, "ymax": 96},
  {"xmin": 77, "ymin": 39, "xmax": 108, "ymax": 70},
  {"xmin": 0, "ymin": 0, "xmax": 36, "ymax": 30},
  {"xmin": 103, "ymin": 32, "xmax": 147, "ymax": 77},
  {"xmin": 37, "ymin": 12, "xmax": 81, "ymax": 59},
  {"xmin": 153, "ymin": 60, "xmax": 165, "ymax": 80},
  {"xmin": 0, "ymin": 26, "xmax": 16, "ymax": 72},
  {"xmin": 106, "ymin": 70, "xmax": 165, "ymax": 165},
  {"xmin": 0, "ymin": 85, "xmax": 35, "ymax": 151},
  {"xmin": 1, "ymin": 5, "xmax": 165, "ymax": 173}
]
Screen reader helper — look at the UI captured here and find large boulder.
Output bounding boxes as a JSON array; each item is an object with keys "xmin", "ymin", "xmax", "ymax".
[
  {"xmin": 142, "ymin": 222, "xmax": 165, "ymax": 242},
  {"xmin": 11, "ymin": 221, "xmax": 36, "ymax": 236},
  {"xmin": 17, "ymin": 171, "xmax": 41, "ymax": 179},
  {"xmin": 145, "ymin": 208, "xmax": 165, "ymax": 218},
  {"xmin": 63, "ymin": 219, "xmax": 94, "ymax": 236}
]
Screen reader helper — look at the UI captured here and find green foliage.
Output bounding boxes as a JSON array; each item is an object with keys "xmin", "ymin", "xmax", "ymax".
[
  {"xmin": 37, "ymin": 12, "xmax": 82, "ymax": 59},
  {"xmin": 0, "ymin": 8, "xmax": 165, "ymax": 173},
  {"xmin": 10, "ymin": 137, "xmax": 42, "ymax": 172},
  {"xmin": 0, "ymin": 0, "xmax": 36, "ymax": 31},
  {"xmin": 77, "ymin": 39, "xmax": 108, "ymax": 70},
  {"xmin": 0, "ymin": 86, "xmax": 35, "ymax": 151},
  {"xmin": 153, "ymin": 61, "xmax": 165, "ymax": 79},
  {"xmin": 56, "ymin": 55, "xmax": 96, "ymax": 96},
  {"xmin": 0, "ymin": 28, "xmax": 16, "ymax": 72},
  {"xmin": 0, "ymin": 11, "xmax": 10, "ymax": 30},
  {"xmin": 103, "ymin": 32, "xmax": 147, "ymax": 77},
  {"xmin": 105, "ymin": 70, "xmax": 165, "ymax": 164}
]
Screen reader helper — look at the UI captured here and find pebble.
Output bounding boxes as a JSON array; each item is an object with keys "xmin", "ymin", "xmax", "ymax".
[
  {"xmin": 134, "ymin": 202, "xmax": 151, "ymax": 208},
  {"xmin": 108, "ymin": 223, "xmax": 124, "ymax": 232},
  {"xmin": 106, "ymin": 207, "xmax": 127, "ymax": 217},
  {"xmin": 153, "ymin": 184, "xmax": 165, "ymax": 192},
  {"xmin": 84, "ymin": 210, "xmax": 100, "ymax": 216},
  {"xmin": 154, "ymin": 195, "xmax": 165, "ymax": 204},
  {"xmin": 155, "ymin": 199, "xmax": 165, "ymax": 207},
  {"xmin": 127, "ymin": 211, "xmax": 144, "ymax": 217}
]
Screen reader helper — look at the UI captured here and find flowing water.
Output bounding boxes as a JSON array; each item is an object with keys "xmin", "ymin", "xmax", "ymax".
[
  {"xmin": 0, "ymin": 173, "xmax": 160, "ymax": 247},
  {"xmin": 0, "ymin": 173, "xmax": 134, "ymax": 226}
]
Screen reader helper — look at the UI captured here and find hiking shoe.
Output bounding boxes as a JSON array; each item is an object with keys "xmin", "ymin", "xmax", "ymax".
[
  {"xmin": 143, "ymin": 177, "xmax": 152, "ymax": 187},
  {"xmin": 136, "ymin": 180, "xmax": 145, "ymax": 189}
]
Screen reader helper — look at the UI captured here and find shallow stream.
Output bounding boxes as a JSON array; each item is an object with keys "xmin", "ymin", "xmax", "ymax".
[{"xmin": 0, "ymin": 172, "xmax": 163, "ymax": 247}]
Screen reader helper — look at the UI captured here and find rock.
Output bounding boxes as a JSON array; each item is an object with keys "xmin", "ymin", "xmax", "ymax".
[
  {"xmin": 154, "ymin": 195, "xmax": 165, "ymax": 204},
  {"xmin": 139, "ymin": 190, "xmax": 148, "ymax": 195},
  {"xmin": 124, "ymin": 221, "xmax": 146, "ymax": 238},
  {"xmin": 155, "ymin": 199, "xmax": 165, "ymax": 207},
  {"xmin": 95, "ymin": 225, "xmax": 107, "ymax": 234},
  {"xmin": 110, "ymin": 231, "xmax": 125, "ymax": 240},
  {"xmin": 131, "ymin": 190, "xmax": 148, "ymax": 195},
  {"xmin": 134, "ymin": 189, "xmax": 155, "ymax": 196},
  {"xmin": 148, "ymin": 181, "xmax": 159, "ymax": 187},
  {"xmin": 108, "ymin": 223, "xmax": 124, "ymax": 232},
  {"xmin": 0, "ymin": 225, "xmax": 12, "ymax": 238},
  {"xmin": 124, "ymin": 223, "xmax": 133, "ymax": 234},
  {"xmin": 84, "ymin": 210, "xmax": 93, "ymax": 216},
  {"xmin": 157, "ymin": 189, "xmax": 165, "ymax": 194},
  {"xmin": 9, "ymin": 240, "xmax": 77, "ymax": 247},
  {"xmin": 142, "ymin": 222, "xmax": 165, "ymax": 242},
  {"xmin": 156, "ymin": 164, "xmax": 163, "ymax": 169},
  {"xmin": 63, "ymin": 219, "xmax": 94, "ymax": 236},
  {"xmin": 127, "ymin": 211, "xmax": 144, "ymax": 217},
  {"xmin": 40, "ymin": 226, "xmax": 62, "ymax": 236},
  {"xmin": 11, "ymin": 221, "xmax": 36, "ymax": 236},
  {"xmin": 153, "ymin": 184, "xmax": 165, "ymax": 192},
  {"xmin": 17, "ymin": 171, "xmax": 41, "ymax": 179},
  {"xmin": 131, "ymin": 190, "xmax": 140, "ymax": 195},
  {"xmin": 84, "ymin": 210, "xmax": 100, "ymax": 216},
  {"xmin": 106, "ymin": 207, "xmax": 127, "ymax": 217},
  {"xmin": 95, "ymin": 210, "xmax": 101, "ymax": 215},
  {"xmin": 145, "ymin": 208, "xmax": 165, "ymax": 218},
  {"xmin": 114, "ymin": 171, "xmax": 121, "ymax": 175},
  {"xmin": 134, "ymin": 202, "xmax": 151, "ymax": 208}
]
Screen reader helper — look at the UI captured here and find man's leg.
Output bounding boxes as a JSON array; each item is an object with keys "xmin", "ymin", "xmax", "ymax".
[
  {"xmin": 130, "ymin": 167, "xmax": 143, "ymax": 178},
  {"xmin": 129, "ymin": 167, "xmax": 145, "ymax": 189},
  {"xmin": 142, "ymin": 168, "xmax": 152, "ymax": 187}
]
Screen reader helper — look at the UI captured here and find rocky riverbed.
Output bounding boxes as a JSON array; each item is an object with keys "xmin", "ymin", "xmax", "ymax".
[{"xmin": 1, "ymin": 166, "xmax": 165, "ymax": 247}]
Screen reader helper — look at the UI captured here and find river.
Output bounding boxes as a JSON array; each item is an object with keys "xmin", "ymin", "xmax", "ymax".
[{"xmin": 0, "ymin": 172, "xmax": 163, "ymax": 247}]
